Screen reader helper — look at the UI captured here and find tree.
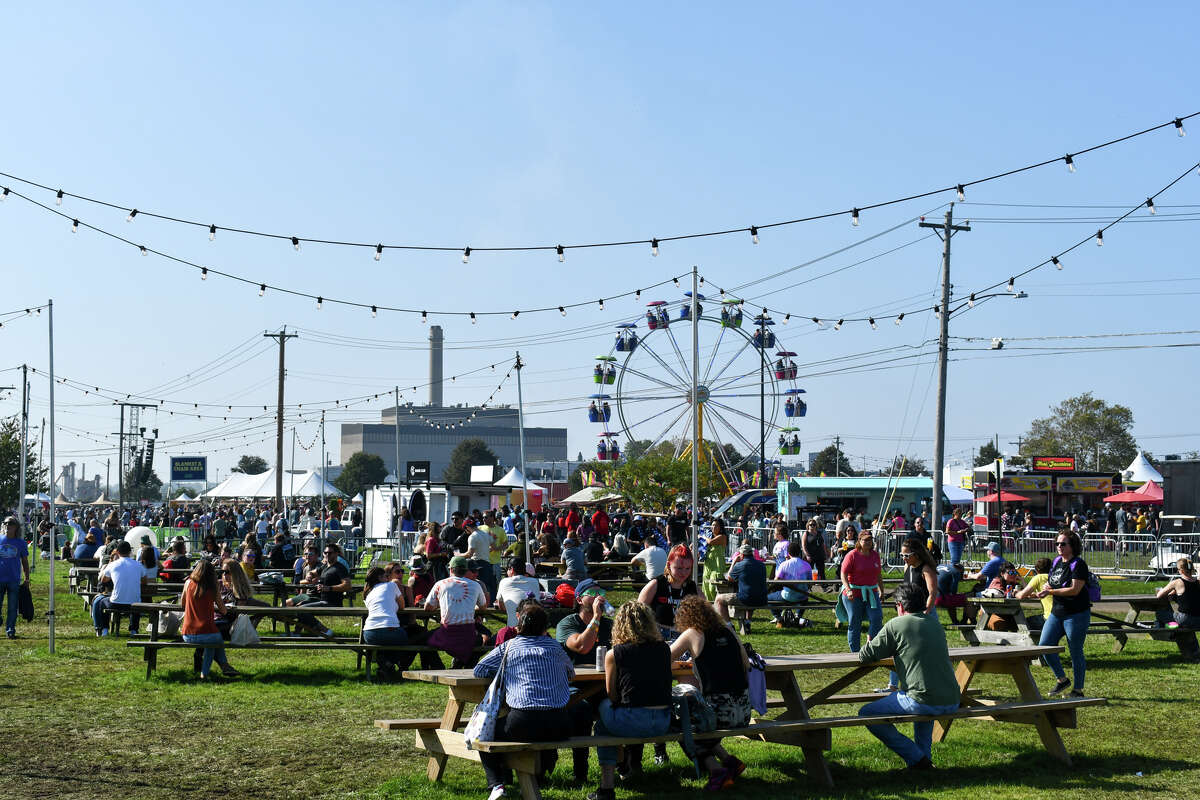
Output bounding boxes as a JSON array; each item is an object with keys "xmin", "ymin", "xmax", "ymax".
[
  {"xmin": 889, "ymin": 455, "xmax": 928, "ymax": 476},
  {"xmin": 1021, "ymin": 392, "xmax": 1138, "ymax": 472},
  {"xmin": 0, "ymin": 415, "xmax": 47, "ymax": 511},
  {"xmin": 443, "ymin": 438, "xmax": 498, "ymax": 484},
  {"xmin": 809, "ymin": 444, "xmax": 857, "ymax": 477},
  {"xmin": 975, "ymin": 441, "xmax": 1001, "ymax": 467},
  {"xmin": 611, "ymin": 453, "xmax": 724, "ymax": 512},
  {"xmin": 232, "ymin": 454, "xmax": 269, "ymax": 475},
  {"xmin": 123, "ymin": 466, "xmax": 164, "ymax": 503},
  {"xmin": 333, "ymin": 451, "xmax": 388, "ymax": 497}
]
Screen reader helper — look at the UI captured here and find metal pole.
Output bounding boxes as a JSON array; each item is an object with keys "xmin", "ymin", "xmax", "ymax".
[
  {"xmin": 47, "ymin": 300, "xmax": 57, "ymax": 653},
  {"xmin": 394, "ymin": 386, "xmax": 401, "ymax": 490},
  {"xmin": 18, "ymin": 365, "xmax": 28, "ymax": 535},
  {"xmin": 290, "ymin": 426, "xmax": 297, "ymax": 516},
  {"xmin": 515, "ymin": 353, "xmax": 531, "ymax": 565},
  {"xmin": 920, "ymin": 205, "xmax": 969, "ymax": 532},
  {"xmin": 118, "ymin": 404, "xmax": 125, "ymax": 508},
  {"xmin": 319, "ymin": 411, "xmax": 326, "ymax": 537},
  {"xmin": 759, "ymin": 313, "xmax": 765, "ymax": 489},
  {"xmin": 690, "ymin": 267, "xmax": 700, "ymax": 557}
]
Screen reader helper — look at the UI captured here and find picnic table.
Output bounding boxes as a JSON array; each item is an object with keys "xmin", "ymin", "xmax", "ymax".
[{"xmin": 388, "ymin": 643, "xmax": 1102, "ymax": 798}]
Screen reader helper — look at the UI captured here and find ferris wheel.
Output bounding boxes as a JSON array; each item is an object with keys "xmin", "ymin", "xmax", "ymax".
[{"xmin": 586, "ymin": 293, "xmax": 809, "ymax": 484}]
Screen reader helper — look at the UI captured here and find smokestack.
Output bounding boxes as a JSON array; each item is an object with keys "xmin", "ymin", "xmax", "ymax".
[{"xmin": 429, "ymin": 324, "xmax": 444, "ymax": 407}]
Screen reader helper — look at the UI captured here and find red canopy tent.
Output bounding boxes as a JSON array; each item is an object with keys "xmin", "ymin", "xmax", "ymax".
[
  {"xmin": 1103, "ymin": 479, "xmax": 1164, "ymax": 505},
  {"xmin": 976, "ymin": 491, "xmax": 1029, "ymax": 503}
]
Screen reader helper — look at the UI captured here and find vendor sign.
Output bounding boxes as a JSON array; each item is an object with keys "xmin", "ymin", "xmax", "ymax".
[
  {"xmin": 1056, "ymin": 476, "xmax": 1113, "ymax": 493},
  {"xmin": 1002, "ymin": 475, "xmax": 1051, "ymax": 491},
  {"xmin": 1033, "ymin": 456, "xmax": 1076, "ymax": 471},
  {"xmin": 170, "ymin": 456, "xmax": 207, "ymax": 482}
]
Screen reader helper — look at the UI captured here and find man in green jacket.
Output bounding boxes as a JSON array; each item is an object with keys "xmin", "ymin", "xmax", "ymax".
[{"xmin": 857, "ymin": 582, "xmax": 961, "ymax": 770}]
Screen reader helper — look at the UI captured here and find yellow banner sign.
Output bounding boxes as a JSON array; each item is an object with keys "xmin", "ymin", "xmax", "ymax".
[
  {"xmin": 1056, "ymin": 476, "xmax": 1112, "ymax": 493},
  {"xmin": 1001, "ymin": 475, "xmax": 1050, "ymax": 491}
]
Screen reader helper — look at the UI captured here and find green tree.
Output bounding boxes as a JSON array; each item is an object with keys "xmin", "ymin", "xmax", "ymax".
[
  {"xmin": 333, "ymin": 451, "xmax": 388, "ymax": 497},
  {"xmin": 123, "ymin": 467, "xmax": 164, "ymax": 503},
  {"xmin": 975, "ymin": 441, "xmax": 1001, "ymax": 467},
  {"xmin": 232, "ymin": 454, "xmax": 269, "ymax": 475},
  {"xmin": 623, "ymin": 439, "xmax": 655, "ymax": 462},
  {"xmin": 0, "ymin": 415, "xmax": 47, "ymax": 511},
  {"xmin": 443, "ymin": 438, "xmax": 498, "ymax": 484},
  {"xmin": 1022, "ymin": 392, "xmax": 1138, "ymax": 472},
  {"xmin": 611, "ymin": 453, "xmax": 724, "ymax": 512},
  {"xmin": 889, "ymin": 455, "xmax": 928, "ymax": 476},
  {"xmin": 809, "ymin": 443, "xmax": 857, "ymax": 476}
]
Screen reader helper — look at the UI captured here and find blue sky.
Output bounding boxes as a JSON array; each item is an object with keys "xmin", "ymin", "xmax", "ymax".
[{"xmin": 2, "ymin": 2, "xmax": 1199, "ymax": 488}]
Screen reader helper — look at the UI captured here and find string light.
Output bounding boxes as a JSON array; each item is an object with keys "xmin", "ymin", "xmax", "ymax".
[
  {"xmin": 673, "ymin": 277, "xmax": 680, "ymax": 287},
  {"xmin": 511, "ymin": 310, "xmax": 520, "ymax": 319},
  {"xmin": 462, "ymin": 247, "xmax": 471, "ymax": 264},
  {"xmin": 868, "ymin": 317, "xmax": 877, "ymax": 330},
  {"xmin": 956, "ymin": 185, "xmax": 965, "ymax": 202},
  {"xmin": 200, "ymin": 267, "xmax": 208, "ymax": 280},
  {"xmin": 1176, "ymin": 117, "xmax": 1187, "ymax": 137},
  {"xmin": 559, "ymin": 306, "xmax": 566, "ymax": 317},
  {"xmin": 967, "ymin": 293, "xmax": 975, "ymax": 308},
  {"xmin": 851, "ymin": 208, "xmax": 860, "ymax": 227},
  {"xmin": 650, "ymin": 238, "xmax": 659, "ymax": 257},
  {"xmin": 1052, "ymin": 256, "xmax": 1062, "ymax": 270},
  {"xmin": 1007, "ymin": 277, "xmax": 1015, "ymax": 293},
  {"xmin": 316, "ymin": 296, "xmax": 323, "ymax": 310},
  {"xmin": 71, "ymin": 219, "xmax": 78, "ymax": 233},
  {"xmin": 209, "ymin": 224, "xmax": 217, "ymax": 241},
  {"xmin": 833, "ymin": 319, "xmax": 843, "ymax": 330},
  {"xmin": 421, "ymin": 310, "xmax": 427, "ymax": 323},
  {"xmin": 470, "ymin": 312, "xmax": 476, "ymax": 324},
  {"xmin": 55, "ymin": 189, "xmax": 63, "ymax": 205},
  {"xmin": 750, "ymin": 225, "xmax": 759, "ymax": 245},
  {"xmin": 811, "ymin": 317, "xmax": 820, "ymax": 326},
  {"xmin": 1, "ymin": 187, "xmax": 8, "ymax": 200},
  {"xmin": 894, "ymin": 313, "xmax": 904, "ymax": 326},
  {"xmin": 126, "ymin": 209, "xmax": 138, "ymax": 222},
  {"xmin": 259, "ymin": 282, "xmax": 266, "ymax": 296},
  {"xmin": 556, "ymin": 244, "xmax": 565, "ymax": 262},
  {"xmin": 1095, "ymin": 229, "xmax": 1104, "ymax": 246},
  {"xmin": 375, "ymin": 244, "xmax": 383, "ymax": 261},
  {"xmin": 1064, "ymin": 154, "xmax": 1076, "ymax": 173},
  {"xmin": 139, "ymin": 245, "xmax": 147, "ymax": 256},
  {"xmin": 1146, "ymin": 198, "xmax": 1156, "ymax": 215},
  {"xmin": 598, "ymin": 298, "xmax": 604, "ymax": 310},
  {"xmin": 371, "ymin": 305, "xmax": 377, "ymax": 318},
  {"xmin": 782, "ymin": 313, "xmax": 790, "ymax": 324}
]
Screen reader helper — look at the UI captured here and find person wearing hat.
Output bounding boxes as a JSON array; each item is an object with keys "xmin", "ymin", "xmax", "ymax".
[
  {"xmin": 1, "ymin": 517, "xmax": 32, "ymax": 639},
  {"xmin": 407, "ymin": 555, "xmax": 435, "ymax": 603},
  {"xmin": 424, "ymin": 554, "xmax": 488, "ymax": 667},
  {"xmin": 715, "ymin": 543, "xmax": 768, "ymax": 634},
  {"xmin": 560, "ymin": 535, "xmax": 588, "ymax": 582},
  {"xmin": 965, "ymin": 542, "xmax": 1005, "ymax": 590}
]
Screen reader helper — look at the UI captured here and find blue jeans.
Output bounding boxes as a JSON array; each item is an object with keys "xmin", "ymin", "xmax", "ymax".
[
  {"xmin": 859, "ymin": 691, "xmax": 960, "ymax": 766},
  {"xmin": 0, "ymin": 581, "xmax": 19, "ymax": 634},
  {"xmin": 846, "ymin": 594, "xmax": 883, "ymax": 652},
  {"xmin": 363, "ymin": 626, "xmax": 409, "ymax": 668},
  {"xmin": 183, "ymin": 632, "xmax": 230, "ymax": 675},
  {"xmin": 594, "ymin": 699, "xmax": 671, "ymax": 765},
  {"xmin": 947, "ymin": 539, "xmax": 964, "ymax": 565},
  {"xmin": 1038, "ymin": 609, "xmax": 1090, "ymax": 691},
  {"xmin": 91, "ymin": 596, "xmax": 132, "ymax": 633}
]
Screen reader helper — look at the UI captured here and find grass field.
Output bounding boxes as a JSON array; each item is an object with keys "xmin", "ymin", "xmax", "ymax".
[{"xmin": 1, "ymin": 565, "xmax": 1197, "ymax": 800}]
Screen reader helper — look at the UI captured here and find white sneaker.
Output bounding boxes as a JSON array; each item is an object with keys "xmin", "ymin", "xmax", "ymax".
[{"xmin": 487, "ymin": 785, "xmax": 507, "ymax": 800}]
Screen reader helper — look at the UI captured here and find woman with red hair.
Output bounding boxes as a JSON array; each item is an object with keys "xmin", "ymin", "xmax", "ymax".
[{"xmin": 637, "ymin": 544, "xmax": 698, "ymax": 637}]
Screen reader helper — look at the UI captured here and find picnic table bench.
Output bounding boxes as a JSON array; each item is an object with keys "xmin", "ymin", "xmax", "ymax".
[{"xmin": 383, "ymin": 643, "xmax": 1104, "ymax": 799}]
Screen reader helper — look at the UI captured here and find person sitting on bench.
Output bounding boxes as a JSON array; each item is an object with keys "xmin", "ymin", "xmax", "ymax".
[
  {"xmin": 424, "ymin": 555, "xmax": 487, "ymax": 668},
  {"xmin": 769, "ymin": 540, "xmax": 812, "ymax": 629},
  {"xmin": 285, "ymin": 542, "xmax": 351, "ymax": 639},
  {"xmin": 1155, "ymin": 557, "xmax": 1200, "ymax": 661},
  {"xmin": 856, "ymin": 582, "xmax": 960, "ymax": 770},
  {"xmin": 91, "ymin": 540, "xmax": 143, "ymax": 636}
]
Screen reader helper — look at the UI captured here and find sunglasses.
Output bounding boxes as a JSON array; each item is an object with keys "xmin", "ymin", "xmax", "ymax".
[
  {"xmin": 901, "ymin": 552, "xmax": 916, "ymax": 558},
  {"xmin": 1055, "ymin": 541, "xmax": 1070, "ymax": 547}
]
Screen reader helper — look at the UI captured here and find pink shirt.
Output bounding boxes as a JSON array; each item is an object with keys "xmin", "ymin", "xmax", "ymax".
[{"xmin": 841, "ymin": 549, "xmax": 882, "ymax": 600}]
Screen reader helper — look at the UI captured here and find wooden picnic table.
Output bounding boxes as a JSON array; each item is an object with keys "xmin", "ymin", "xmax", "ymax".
[{"xmin": 397, "ymin": 642, "xmax": 1097, "ymax": 795}]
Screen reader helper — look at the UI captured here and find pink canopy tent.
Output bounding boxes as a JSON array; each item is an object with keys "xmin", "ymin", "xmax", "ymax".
[{"xmin": 1103, "ymin": 479, "xmax": 1163, "ymax": 505}]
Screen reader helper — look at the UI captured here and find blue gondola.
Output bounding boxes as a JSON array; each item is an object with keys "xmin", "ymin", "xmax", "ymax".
[
  {"xmin": 679, "ymin": 291, "xmax": 705, "ymax": 320},
  {"xmin": 751, "ymin": 315, "xmax": 776, "ymax": 349},
  {"xmin": 587, "ymin": 395, "xmax": 612, "ymax": 423},
  {"xmin": 614, "ymin": 322, "xmax": 639, "ymax": 352},
  {"xmin": 783, "ymin": 388, "xmax": 807, "ymax": 418}
]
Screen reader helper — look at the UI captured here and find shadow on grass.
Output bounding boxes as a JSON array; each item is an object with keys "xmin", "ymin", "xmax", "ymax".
[{"xmin": 153, "ymin": 666, "xmax": 361, "ymax": 685}]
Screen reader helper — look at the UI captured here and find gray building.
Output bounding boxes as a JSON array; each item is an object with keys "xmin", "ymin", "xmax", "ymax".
[
  {"xmin": 1160, "ymin": 458, "xmax": 1200, "ymax": 516},
  {"xmin": 338, "ymin": 325, "xmax": 567, "ymax": 481}
]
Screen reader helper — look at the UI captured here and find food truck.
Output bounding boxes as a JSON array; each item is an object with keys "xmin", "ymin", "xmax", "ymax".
[{"xmin": 971, "ymin": 456, "xmax": 1124, "ymax": 529}]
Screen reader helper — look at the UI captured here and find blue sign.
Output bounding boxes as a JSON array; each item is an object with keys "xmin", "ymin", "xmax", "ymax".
[{"xmin": 170, "ymin": 456, "xmax": 207, "ymax": 482}]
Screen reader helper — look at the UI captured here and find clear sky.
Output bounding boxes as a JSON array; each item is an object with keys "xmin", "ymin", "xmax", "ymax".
[{"xmin": 2, "ymin": 2, "xmax": 1199, "ymax": 491}]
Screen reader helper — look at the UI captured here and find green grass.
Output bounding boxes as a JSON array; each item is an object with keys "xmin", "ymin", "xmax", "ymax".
[{"xmin": 1, "ymin": 565, "xmax": 1197, "ymax": 800}]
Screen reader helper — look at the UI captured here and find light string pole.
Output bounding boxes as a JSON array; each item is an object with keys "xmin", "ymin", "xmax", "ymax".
[
  {"xmin": 919, "ymin": 205, "xmax": 970, "ymax": 534},
  {"xmin": 264, "ymin": 326, "xmax": 297, "ymax": 514},
  {"xmin": 319, "ymin": 410, "xmax": 326, "ymax": 536},
  {"xmin": 17, "ymin": 365, "xmax": 29, "ymax": 540},
  {"xmin": 47, "ymin": 299, "xmax": 57, "ymax": 653},
  {"xmin": 514, "ymin": 352, "xmax": 531, "ymax": 570}
]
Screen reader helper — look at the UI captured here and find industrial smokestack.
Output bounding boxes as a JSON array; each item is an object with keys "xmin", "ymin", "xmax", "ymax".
[{"xmin": 429, "ymin": 325, "xmax": 444, "ymax": 407}]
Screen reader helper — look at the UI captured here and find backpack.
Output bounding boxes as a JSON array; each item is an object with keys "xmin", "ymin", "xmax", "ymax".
[
  {"xmin": 670, "ymin": 684, "xmax": 717, "ymax": 777},
  {"xmin": 1053, "ymin": 557, "xmax": 1101, "ymax": 602}
]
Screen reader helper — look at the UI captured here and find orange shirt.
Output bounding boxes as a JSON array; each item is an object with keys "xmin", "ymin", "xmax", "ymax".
[{"xmin": 181, "ymin": 581, "xmax": 219, "ymax": 635}]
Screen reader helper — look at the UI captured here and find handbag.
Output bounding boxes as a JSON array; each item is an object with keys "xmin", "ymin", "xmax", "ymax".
[
  {"xmin": 463, "ymin": 643, "xmax": 509, "ymax": 750},
  {"xmin": 159, "ymin": 600, "xmax": 183, "ymax": 637},
  {"xmin": 230, "ymin": 613, "xmax": 261, "ymax": 646}
]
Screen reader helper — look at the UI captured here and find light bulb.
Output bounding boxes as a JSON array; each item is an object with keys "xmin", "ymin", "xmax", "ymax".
[
  {"xmin": 556, "ymin": 244, "xmax": 565, "ymax": 262},
  {"xmin": 559, "ymin": 306, "xmax": 566, "ymax": 317},
  {"xmin": 833, "ymin": 319, "xmax": 843, "ymax": 330},
  {"xmin": 292, "ymin": 236, "xmax": 301, "ymax": 252},
  {"xmin": 1176, "ymin": 117, "xmax": 1186, "ymax": 137},
  {"xmin": 421, "ymin": 310, "xmax": 427, "ymax": 323},
  {"xmin": 316, "ymin": 296, "xmax": 323, "ymax": 310},
  {"xmin": 55, "ymin": 189, "xmax": 64, "ymax": 205},
  {"xmin": 470, "ymin": 312, "xmax": 476, "ymax": 324},
  {"xmin": 750, "ymin": 225, "xmax": 759, "ymax": 245},
  {"xmin": 462, "ymin": 246, "xmax": 471, "ymax": 263},
  {"xmin": 1095, "ymin": 229, "xmax": 1104, "ymax": 246},
  {"xmin": 511, "ymin": 310, "xmax": 520, "ymax": 319},
  {"xmin": 651, "ymin": 238, "xmax": 659, "ymax": 257},
  {"xmin": 783, "ymin": 313, "xmax": 790, "ymax": 324},
  {"xmin": 868, "ymin": 318, "xmax": 877, "ymax": 330},
  {"xmin": 1053, "ymin": 256, "xmax": 1062, "ymax": 270},
  {"xmin": 851, "ymin": 208, "xmax": 860, "ymax": 226},
  {"xmin": 200, "ymin": 267, "xmax": 208, "ymax": 280},
  {"xmin": 1146, "ymin": 198, "xmax": 1156, "ymax": 215},
  {"xmin": 371, "ymin": 305, "xmax": 377, "ymax": 318},
  {"xmin": 126, "ymin": 209, "xmax": 138, "ymax": 222},
  {"xmin": 1064, "ymin": 154, "xmax": 1076, "ymax": 173},
  {"xmin": 598, "ymin": 298, "xmax": 604, "ymax": 310},
  {"xmin": 635, "ymin": 289, "xmax": 641, "ymax": 298},
  {"xmin": 673, "ymin": 277, "xmax": 680, "ymax": 287},
  {"xmin": 140, "ymin": 245, "xmax": 148, "ymax": 256},
  {"xmin": 957, "ymin": 184, "xmax": 965, "ymax": 202},
  {"xmin": 259, "ymin": 283, "xmax": 266, "ymax": 295},
  {"xmin": 811, "ymin": 317, "xmax": 820, "ymax": 326},
  {"xmin": 71, "ymin": 219, "xmax": 78, "ymax": 233},
  {"xmin": 1007, "ymin": 277, "xmax": 1015, "ymax": 293},
  {"xmin": 375, "ymin": 244, "xmax": 383, "ymax": 261},
  {"xmin": 894, "ymin": 313, "xmax": 904, "ymax": 326},
  {"xmin": 209, "ymin": 224, "xmax": 217, "ymax": 241}
]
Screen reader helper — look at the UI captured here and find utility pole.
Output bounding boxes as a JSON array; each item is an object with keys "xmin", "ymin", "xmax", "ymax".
[
  {"xmin": 114, "ymin": 402, "xmax": 154, "ymax": 508},
  {"xmin": 394, "ymin": 386, "xmax": 401, "ymax": 488},
  {"xmin": 920, "ymin": 205, "xmax": 970, "ymax": 531},
  {"xmin": 758, "ymin": 311, "xmax": 766, "ymax": 489},
  {"xmin": 833, "ymin": 434, "xmax": 842, "ymax": 477},
  {"xmin": 264, "ymin": 326, "xmax": 298, "ymax": 514}
]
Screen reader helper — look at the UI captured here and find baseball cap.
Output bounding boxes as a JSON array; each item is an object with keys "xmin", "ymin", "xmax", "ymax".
[
  {"xmin": 408, "ymin": 556, "xmax": 429, "ymax": 574},
  {"xmin": 574, "ymin": 578, "xmax": 606, "ymax": 598},
  {"xmin": 449, "ymin": 555, "xmax": 470, "ymax": 572},
  {"xmin": 986, "ymin": 541, "xmax": 1001, "ymax": 553},
  {"xmin": 462, "ymin": 517, "xmax": 477, "ymax": 528},
  {"xmin": 739, "ymin": 542, "xmax": 755, "ymax": 556},
  {"xmin": 2, "ymin": 516, "xmax": 18, "ymax": 526}
]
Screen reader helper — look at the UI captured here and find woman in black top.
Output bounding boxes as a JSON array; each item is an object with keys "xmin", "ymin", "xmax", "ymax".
[
  {"xmin": 670, "ymin": 595, "xmax": 751, "ymax": 792},
  {"xmin": 590, "ymin": 601, "xmax": 672, "ymax": 800},
  {"xmin": 637, "ymin": 544, "xmax": 699, "ymax": 634},
  {"xmin": 801, "ymin": 518, "xmax": 828, "ymax": 579},
  {"xmin": 1155, "ymin": 557, "xmax": 1200, "ymax": 660},
  {"xmin": 1035, "ymin": 530, "xmax": 1092, "ymax": 696}
]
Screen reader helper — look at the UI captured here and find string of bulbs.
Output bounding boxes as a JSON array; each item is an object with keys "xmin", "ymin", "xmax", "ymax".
[
  {"xmin": 0, "ymin": 112, "xmax": 1192, "ymax": 262},
  {"xmin": 405, "ymin": 366, "xmax": 516, "ymax": 429}
]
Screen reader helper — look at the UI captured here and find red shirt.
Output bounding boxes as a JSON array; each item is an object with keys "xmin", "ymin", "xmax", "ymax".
[
  {"xmin": 181, "ymin": 582, "xmax": 219, "ymax": 635},
  {"xmin": 840, "ymin": 549, "xmax": 882, "ymax": 600},
  {"xmin": 566, "ymin": 510, "xmax": 581, "ymax": 531},
  {"xmin": 591, "ymin": 510, "xmax": 610, "ymax": 537}
]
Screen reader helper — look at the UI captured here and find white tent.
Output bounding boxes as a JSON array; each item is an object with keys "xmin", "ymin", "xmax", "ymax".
[
  {"xmin": 1122, "ymin": 452, "xmax": 1163, "ymax": 485},
  {"xmin": 203, "ymin": 468, "xmax": 344, "ymax": 499},
  {"xmin": 493, "ymin": 467, "xmax": 544, "ymax": 490},
  {"xmin": 944, "ymin": 485, "xmax": 973, "ymax": 505},
  {"xmin": 23, "ymin": 492, "xmax": 51, "ymax": 504},
  {"xmin": 558, "ymin": 486, "xmax": 625, "ymax": 506}
]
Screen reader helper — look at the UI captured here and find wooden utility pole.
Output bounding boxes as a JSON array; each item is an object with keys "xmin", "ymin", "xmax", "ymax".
[{"xmin": 264, "ymin": 327, "xmax": 298, "ymax": 514}]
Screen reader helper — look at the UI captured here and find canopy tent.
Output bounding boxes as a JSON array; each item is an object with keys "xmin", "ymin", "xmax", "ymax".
[
  {"xmin": 52, "ymin": 493, "xmax": 77, "ymax": 507},
  {"xmin": 944, "ymin": 485, "xmax": 974, "ymax": 505},
  {"xmin": 1103, "ymin": 480, "xmax": 1164, "ymax": 505},
  {"xmin": 976, "ymin": 491, "xmax": 1029, "ymax": 503},
  {"xmin": 202, "ymin": 468, "xmax": 344, "ymax": 499},
  {"xmin": 351, "ymin": 493, "xmax": 363, "ymax": 503},
  {"xmin": 89, "ymin": 493, "xmax": 117, "ymax": 506},
  {"xmin": 169, "ymin": 493, "xmax": 199, "ymax": 504},
  {"xmin": 1122, "ymin": 452, "xmax": 1163, "ymax": 485},
  {"xmin": 1136, "ymin": 479, "xmax": 1164, "ymax": 500},
  {"xmin": 23, "ymin": 492, "xmax": 51, "ymax": 504},
  {"xmin": 493, "ymin": 467, "xmax": 545, "ymax": 492},
  {"xmin": 558, "ymin": 486, "xmax": 625, "ymax": 506}
]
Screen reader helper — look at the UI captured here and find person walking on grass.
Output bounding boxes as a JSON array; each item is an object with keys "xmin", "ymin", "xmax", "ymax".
[
  {"xmin": 1036, "ymin": 530, "xmax": 1092, "ymax": 697},
  {"xmin": 1, "ymin": 517, "xmax": 31, "ymax": 639}
]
